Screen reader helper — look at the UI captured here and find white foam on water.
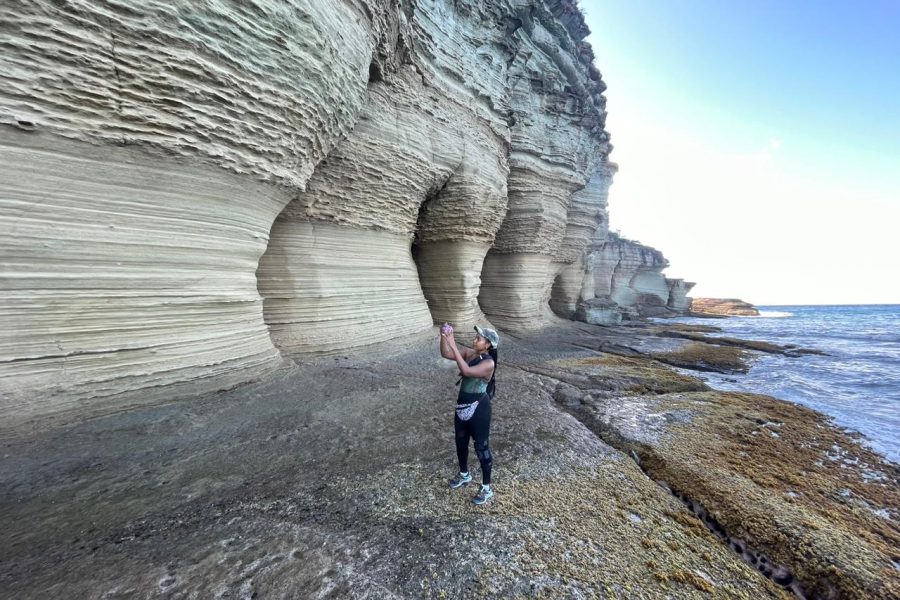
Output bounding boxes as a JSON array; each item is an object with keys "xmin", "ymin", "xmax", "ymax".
[{"xmin": 690, "ymin": 304, "xmax": 900, "ymax": 462}]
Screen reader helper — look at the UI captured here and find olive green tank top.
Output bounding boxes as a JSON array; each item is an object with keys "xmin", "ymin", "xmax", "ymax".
[{"xmin": 459, "ymin": 354, "xmax": 492, "ymax": 395}]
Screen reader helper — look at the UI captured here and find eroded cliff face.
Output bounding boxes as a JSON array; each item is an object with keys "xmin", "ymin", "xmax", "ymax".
[
  {"xmin": 479, "ymin": 6, "xmax": 613, "ymax": 332},
  {"xmin": 256, "ymin": 64, "xmax": 508, "ymax": 355},
  {"xmin": 0, "ymin": 0, "xmax": 392, "ymax": 423},
  {"xmin": 576, "ymin": 233, "xmax": 691, "ymax": 323},
  {"xmin": 667, "ymin": 279, "xmax": 696, "ymax": 313},
  {"xmin": 257, "ymin": 0, "xmax": 616, "ymax": 344},
  {"xmin": 548, "ymin": 163, "xmax": 617, "ymax": 320},
  {"xmin": 1, "ymin": 0, "xmax": 617, "ymax": 420}
]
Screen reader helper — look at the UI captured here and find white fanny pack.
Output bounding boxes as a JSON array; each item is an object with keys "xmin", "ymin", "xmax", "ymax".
[{"xmin": 455, "ymin": 400, "xmax": 479, "ymax": 421}]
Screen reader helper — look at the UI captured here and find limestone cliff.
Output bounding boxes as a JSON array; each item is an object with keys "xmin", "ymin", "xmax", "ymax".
[
  {"xmin": 547, "ymin": 163, "xmax": 617, "ymax": 323},
  {"xmin": 667, "ymin": 278, "xmax": 696, "ymax": 313},
  {"xmin": 575, "ymin": 233, "xmax": 691, "ymax": 323},
  {"xmin": 0, "ymin": 0, "xmax": 619, "ymax": 422},
  {"xmin": 1, "ymin": 0, "xmax": 389, "ymax": 422}
]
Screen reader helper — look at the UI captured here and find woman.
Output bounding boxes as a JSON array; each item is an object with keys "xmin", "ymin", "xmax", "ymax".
[{"xmin": 440, "ymin": 324, "xmax": 499, "ymax": 505}]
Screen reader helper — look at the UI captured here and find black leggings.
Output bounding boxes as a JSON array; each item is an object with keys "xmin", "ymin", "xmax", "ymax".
[{"xmin": 454, "ymin": 396, "xmax": 492, "ymax": 485}]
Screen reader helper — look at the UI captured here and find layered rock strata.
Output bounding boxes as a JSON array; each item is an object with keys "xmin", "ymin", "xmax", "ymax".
[
  {"xmin": 478, "ymin": 4, "xmax": 613, "ymax": 332},
  {"xmin": 482, "ymin": 160, "xmax": 617, "ymax": 331},
  {"xmin": 581, "ymin": 233, "xmax": 690, "ymax": 321},
  {"xmin": 0, "ymin": 0, "xmax": 386, "ymax": 422},
  {"xmin": 259, "ymin": 0, "xmax": 615, "ymax": 346},
  {"xmin": 548, "ymin": 165, "xmax": 617, "ymax": 320},
  {"xmin": 257, "ymin": 66, "xmax": 508, "ymax": 355},
  {"xmin": 0, "ymin": 135, "xmax": 290, "ymax": 416},
  {"xmin": 1, "ymin": 0, "xmax": 617, "ymax": 418},
  {"xmin": 667, "ymin": 279, "xmax": 696, "ymax": 313}
]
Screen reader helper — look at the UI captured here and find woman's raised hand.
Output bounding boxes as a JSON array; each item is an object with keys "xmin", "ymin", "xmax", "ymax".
[{"xmin": 441, "ymin": 328, "xmax": 457, "ymax": 346}]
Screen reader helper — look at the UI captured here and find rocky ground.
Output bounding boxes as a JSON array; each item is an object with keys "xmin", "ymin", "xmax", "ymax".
[{"xmin": 1, "ymin": 322, "xmax": 897, "ymax": 599}]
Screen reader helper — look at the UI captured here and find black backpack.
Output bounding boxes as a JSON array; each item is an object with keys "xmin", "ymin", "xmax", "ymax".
[
  {"xmin": 486, "ymin": 349, "xmax": 497, "ymax": 400},
  {"xmin": 456, "ymin": 351, "xmax": 497, "ymax": 399}
]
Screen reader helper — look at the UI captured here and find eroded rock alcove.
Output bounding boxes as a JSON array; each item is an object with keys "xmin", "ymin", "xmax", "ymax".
[{"xmin": 256, "ymin": 64, "xmax": 508, "ymax": 355}]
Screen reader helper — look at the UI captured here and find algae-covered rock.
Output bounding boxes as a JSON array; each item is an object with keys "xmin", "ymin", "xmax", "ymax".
[
  {"xmin": 656, "ymin": 330, "xmax": 825, "ymax": 356},
  {"xmin": 652, "ymin": 342, "xmax": 750, "ymax": 373},
  {"xmin": 557, "ymin": 371, "xmax": 900, "ymax": 599},
  {"xmin": 548, "ymin": 355, "xmax": 709, "ymax": 395}
]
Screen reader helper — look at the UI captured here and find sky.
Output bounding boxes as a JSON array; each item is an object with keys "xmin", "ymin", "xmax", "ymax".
[{"xmin": 582, "ymin": 0, "xmax": 900, "ymax": 305}]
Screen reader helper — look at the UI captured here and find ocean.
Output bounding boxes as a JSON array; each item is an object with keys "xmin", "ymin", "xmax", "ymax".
[{"xmin": 665, "ymin": 304, "xmax": 900, "ymax": 463}]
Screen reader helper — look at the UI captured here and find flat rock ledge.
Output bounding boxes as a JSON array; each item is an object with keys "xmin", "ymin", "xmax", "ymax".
[
  {"xmin": 1, "ymin": 324, "xmax": 896, "ymax": 599},
  {"xmin": 534, "ymin": 327, "xmax": 899, "ymax": 600},
  {"xmin": 690, "ymin": 298, "xmax": 761, "ymax": 317}
]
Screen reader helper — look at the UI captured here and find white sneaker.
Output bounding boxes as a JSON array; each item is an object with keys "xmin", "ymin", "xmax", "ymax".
[
  {"xmin": 472, "ymin": 485, "xmax": 494, "ymax": 505},
  {"xmin": 449, "ymin": 471, "xmax": 473, "ymax": 489}
]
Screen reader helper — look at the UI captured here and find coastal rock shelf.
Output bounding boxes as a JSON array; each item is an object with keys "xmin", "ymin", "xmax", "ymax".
[
  {"xmin": 1, "ymin": 330, "xmax": 799, "ymax": 599},
  {"xmin": 691, "ymin": 297, "xmax": 761, "ymax": 316},
  {"xmin": 530, "ymin": 326, "xmax": 900, "ymax": 600}
]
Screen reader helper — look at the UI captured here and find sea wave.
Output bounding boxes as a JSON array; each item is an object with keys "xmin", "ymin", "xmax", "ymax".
[{"xmin": 678, "ymin": 304, "xmax": 900, "ymax": 462}]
